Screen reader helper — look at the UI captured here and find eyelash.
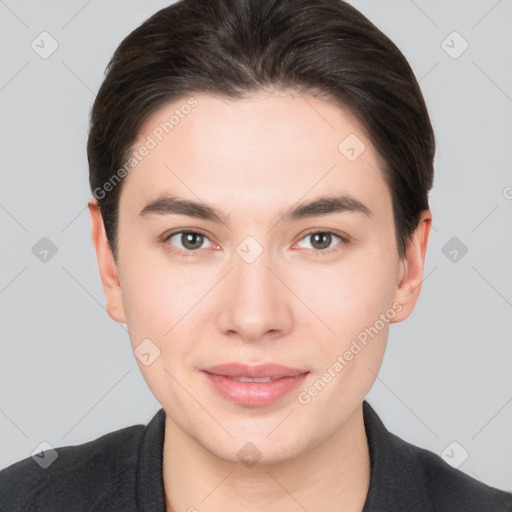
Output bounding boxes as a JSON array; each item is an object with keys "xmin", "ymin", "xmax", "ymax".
[
  {"xmin": 162, "ymin": 229, "xmax": 349, "ymax": 258},
  {"xmin": 162, "ymin": 229, "xmax": 215, "ymax": 258}
]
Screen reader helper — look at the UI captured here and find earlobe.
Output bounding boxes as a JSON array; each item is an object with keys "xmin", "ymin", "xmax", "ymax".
[
  {"xmin": 88, "ymin": 198, "xmax": 127, "ymax": 324},
  {"xmin": 391, "ymin": 210, "xmax": 432, "ymax": 323}
]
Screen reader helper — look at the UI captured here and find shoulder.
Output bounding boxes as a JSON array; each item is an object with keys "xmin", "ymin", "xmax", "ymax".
[
  {"xmin": 362, "ymin": 401, "xmax": 512, "ymax": 511},
  {"xmin": 0, "ymin": 422, "xmax": 145, "ymax": 512},
  {"xmin": 393, "ymin": 431, "xmax": 512, "ymax": 511}
]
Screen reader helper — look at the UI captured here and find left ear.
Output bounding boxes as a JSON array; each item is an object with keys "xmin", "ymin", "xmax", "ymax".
[{"xmin": 391, "ymin": 209, "xmax": 432, "ymax": 323}]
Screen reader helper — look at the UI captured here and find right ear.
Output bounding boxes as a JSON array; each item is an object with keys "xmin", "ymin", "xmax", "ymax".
[{"xmin": 88, "ymin": 198, "xmax": 127, "ymax": 324}]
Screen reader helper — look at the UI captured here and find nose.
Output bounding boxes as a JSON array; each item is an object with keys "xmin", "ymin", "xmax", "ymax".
[{"xmin": 216, "ymin": 246, "xmax": 294, "ymax": 344}]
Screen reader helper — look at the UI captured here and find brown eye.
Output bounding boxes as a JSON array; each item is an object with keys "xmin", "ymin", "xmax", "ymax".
[
  {"xmin": 181, "ymin": 232, "xmax": 204, "ymax": 250},
  {"xmin": 165, "ymin": 231, "xmax": 213, "ymax": 253},
  {"xmin": 310, "ymin": 232, "xmax": 333, "ymax": 250},
  {"xmin": 296, "ymin": 231, "xmax": 345, "ymax": 253}
]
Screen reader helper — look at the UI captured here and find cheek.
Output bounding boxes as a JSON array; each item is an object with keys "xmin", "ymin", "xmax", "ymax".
[
  {"xmin": 118, "ymin": 255, "xmax": 220, "ymax": 374},
  {"xmin": 290, "ymin": 253, "xmax": 397, "ymax": 397},
  {"xmin": 118, "ymin": 245, "xmax": 191, "ymax": 329},
  {"xmin": 294, "ymin": 258, "xmax": 394, "ymax": 412},
  {"xmin": 298, "ymin": 253, "xmax": 396, "ymax": 331}
]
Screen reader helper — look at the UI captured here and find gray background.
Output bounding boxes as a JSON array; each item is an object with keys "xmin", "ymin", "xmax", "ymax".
[{"xmin": 1, "ymin": 0, "xmax": 511, "ymax": 492}]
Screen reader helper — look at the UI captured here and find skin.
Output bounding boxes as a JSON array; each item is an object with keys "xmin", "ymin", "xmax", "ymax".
[{"xmin": 89, "ymin": 91, "xmax": 431, "ymax": 512}]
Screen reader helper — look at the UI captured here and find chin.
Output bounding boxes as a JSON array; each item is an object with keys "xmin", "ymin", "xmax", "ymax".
[{"xmin": 204, "ymin": 431, "xmax": 312, "ymax": 468}]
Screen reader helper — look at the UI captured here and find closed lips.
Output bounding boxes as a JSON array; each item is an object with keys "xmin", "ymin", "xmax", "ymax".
[
  {"xmin": 202, "ymin": 363, "xmax": 310, "ymax": 407},
  {"xmin": 202, "ymin": 363, "xmax": 309, "ymax": 380},
  {"xmin": 224, "ymin": 376, "xmax": 282, "ymax": 382}
]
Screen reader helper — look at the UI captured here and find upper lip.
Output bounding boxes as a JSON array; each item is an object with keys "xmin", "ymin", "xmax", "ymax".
[{"xmin": 203, "ymin": 363, "xmax": 308, "ymax": 379}]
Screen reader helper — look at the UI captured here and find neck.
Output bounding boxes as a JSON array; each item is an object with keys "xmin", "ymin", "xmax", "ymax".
[{"xmin": 162, "ymin": 404, "xmax": 371, "ymax": 512}]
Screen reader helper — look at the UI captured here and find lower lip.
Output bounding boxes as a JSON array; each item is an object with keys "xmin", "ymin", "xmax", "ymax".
[{"xmin": 202, "ymin": 371, "xmax": 309, "ymax": 407}]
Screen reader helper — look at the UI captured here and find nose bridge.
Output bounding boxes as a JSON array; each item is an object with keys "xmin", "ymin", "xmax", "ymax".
[
  {"xmin": 233, "ymin": 248, "xmax": 274, "ymax": 302},
  {"xmin": 216, "ymin": 236, "xmax": 293, "ymax": 341},
  {"xmin": 232, "ymin": 241, "xmax": 279, "ymax": 312}
]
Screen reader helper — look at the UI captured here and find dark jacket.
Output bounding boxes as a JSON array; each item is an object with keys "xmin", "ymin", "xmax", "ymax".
[{"xmin": 1, "ymin": 401, "xmax": 511, "ymax": 511}]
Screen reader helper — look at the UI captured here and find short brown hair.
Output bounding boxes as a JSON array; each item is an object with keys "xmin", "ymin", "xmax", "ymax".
[{"xmin": 88, "ymin": 0, "xmax": 435, "ymax": 261}]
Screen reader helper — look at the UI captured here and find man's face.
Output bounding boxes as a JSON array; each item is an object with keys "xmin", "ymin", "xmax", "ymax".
[{"xmin": 102, "ymin": 92, "xmax": 418, "ymax": 464}]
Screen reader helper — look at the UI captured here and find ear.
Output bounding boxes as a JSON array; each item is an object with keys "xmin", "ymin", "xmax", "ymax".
[
  {"xmin": 88, "ymin": 198, "xmax": 127, "ymax": 324},
  {"xmin": 391, "ymin": 210, "xmax": 432, "ymax": 323}
]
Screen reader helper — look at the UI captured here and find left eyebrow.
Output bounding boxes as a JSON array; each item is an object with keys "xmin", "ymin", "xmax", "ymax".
[
  {"xmin": 278, "ymin": 194, "xmax": 373, "ymax": 222},
  {"xmin": 138, "ymin": 193, "xmax": 372, "ymax": 225}
]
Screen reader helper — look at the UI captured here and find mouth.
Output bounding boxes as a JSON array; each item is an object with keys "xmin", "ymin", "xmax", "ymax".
[
  {"xmin": 223, "ymin": 376, "xmax": 282, "ymax": 383},
  {"xmin": 201, "ymin": 363, "xmax": 310, "ymax": 407}
]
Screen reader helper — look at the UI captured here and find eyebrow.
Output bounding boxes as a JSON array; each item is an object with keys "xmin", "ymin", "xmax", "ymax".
[{"xmin": 138, "ymin": 194, "xmax": 372, "ymax": 224}]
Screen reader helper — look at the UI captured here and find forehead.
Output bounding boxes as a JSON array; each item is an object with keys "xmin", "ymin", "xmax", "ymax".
[{"xmin": 119, "ymin": 92, "xmax": 391, "ymax": 224}]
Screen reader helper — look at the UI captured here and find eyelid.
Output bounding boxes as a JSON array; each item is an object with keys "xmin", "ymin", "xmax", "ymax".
[
  {"xmin": 162, "ymin": 228, "xmax": 350, "ymax": 257},
  {"xmin": 162, "ymin": 228, "xmax": 218, "ymax": 256},
  {"xmin": 163, "ymin": 227, "xmax": 212, "ymax": 240},
  {"xmin": 293, "ymin": 229, "xmax": 349, "ymax": 253},
  {"xmin": 298, "ymin": 227, "xmax": 349, "ymax": 240}
]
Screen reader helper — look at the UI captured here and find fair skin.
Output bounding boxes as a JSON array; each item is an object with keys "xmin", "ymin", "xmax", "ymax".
[{"xmin": 89, "ymin": 91, "xmax": 431, "ymax": 512}]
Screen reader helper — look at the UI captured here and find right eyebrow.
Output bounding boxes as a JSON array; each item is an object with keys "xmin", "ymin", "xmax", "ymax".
[{"xmin": 139, "ymin": 196, "xmax": 231, "ymax": 225}]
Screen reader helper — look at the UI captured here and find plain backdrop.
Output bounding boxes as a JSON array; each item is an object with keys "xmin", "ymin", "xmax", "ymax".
[{"xmin": 1, "ymin": 0, "xmax": 511, "ymax": 492}]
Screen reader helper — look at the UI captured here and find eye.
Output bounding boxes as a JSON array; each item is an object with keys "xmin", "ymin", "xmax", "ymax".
[
  {"xmin": 162, "ymin": 229, "xmax": 348, "ymax": 257},
  {"xmin": 163, "ymin": 230, "xmax": 215, "ymax": 255},
  {"xmin": 295, "ymin": 230, "xmax": 347, "ymax": 254}
]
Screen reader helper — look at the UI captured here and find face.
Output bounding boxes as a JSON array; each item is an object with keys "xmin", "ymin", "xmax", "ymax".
[{"xmin": 90, "ymin": 91, "xmax": 430, "ymax": 465}]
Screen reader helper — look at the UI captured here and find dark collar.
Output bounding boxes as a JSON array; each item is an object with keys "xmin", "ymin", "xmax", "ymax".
[
  {"xmin": 136, "ymin": 406, "xmax": 166, "ymax": 512},
  {"xmin": 361, "ymin": 400, "xmax": 432, "ymax": 511},
  {"xmin": 135, "ymin": 401, "xmax": 430, "ymax": 512}
]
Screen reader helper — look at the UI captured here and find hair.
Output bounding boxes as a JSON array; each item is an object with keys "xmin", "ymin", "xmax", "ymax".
[{"xmin": 87, "ymin": 0, "xmax": 435, "ymax": 262}]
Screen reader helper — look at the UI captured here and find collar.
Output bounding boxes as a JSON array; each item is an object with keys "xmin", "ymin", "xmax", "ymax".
[
  {"xmin": 136, "ymin": 406, "xmax": 166, "ymax": 512},
  {"xmin": 135, "ymin": 400, "xmax": 431, "ymax": 512},
  {"xmin": 361, "ymin": 400, "xmax": 432, "ymax": 511}
]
